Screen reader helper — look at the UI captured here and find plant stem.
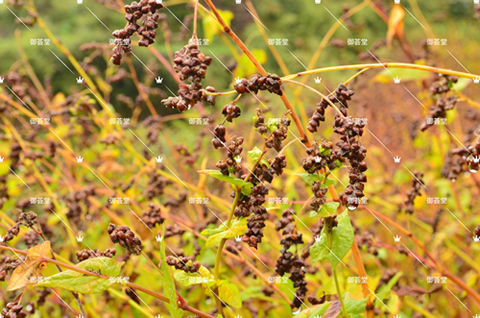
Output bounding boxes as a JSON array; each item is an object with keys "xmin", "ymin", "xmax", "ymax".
[
  {"xmin": 0, "ymin": 245, "xmax": 215, "ymax": 318},
  {"xmin": 333, "ymin": 268, "xmax": 348, "ymax": 318},
  {"xmin": 213, "ymin": 188, "xmax": 240, "ymax": 316}
]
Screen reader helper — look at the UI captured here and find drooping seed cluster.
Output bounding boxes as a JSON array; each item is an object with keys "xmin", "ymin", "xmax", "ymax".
[
  {"xmin": 1, "ymin": 302, "xmax": 27, "ymax": 318},
  {"xmin": 302, "ymin": 140, "xmax": 339, "ymax": 174},
  {"xmin": 108, "ymin": 223, "xmax": 143, "ymax": 255},
  {"xmin": 403, "ymin": 171, "xmax": 425, "ymax": 214},
  {"xmin": 65, "ymin": 187, "xmax": 95, "ymax": 226},
  {"xmin": 111, "ymin": 0, "xmax": 165, "ymax": 65},
  {"xmin": 215, "ymin": 137, "xmax": 244, "ymax": 176},
  {"xmin": 310, "ymin": 182, "xmax": 328, "ymax": 212},
  {"xmin": 145, "ymin": 171, "xmax": 172, "ymax": 199},
  {"xmin": 307, "ymin": 84, "xmax": 354, "ymax": 132},
  {"xmin": 334, "ymin": 116, "xmax": 368, "ymax": 210},
  {"xmin": 212, "ymin": 124, "xmax": 226, "ymax": 149},
  {"xmin": 166, "ymin": 255, "xmax": 200, "ymax": 273},
  {"xmin": 240, "ymin": 184, "xmax": 269, "ymax": 248},
  {"xmin": 357, "ymin": 231, "xmax": 378, "ymax": 256},
  {"xmin": 76, "ymin": 248, "xmax": 117, "ymax": 262},
  {"xmin": 141, "ymin": 203, "xmax": 165, "ymax": 228},
  {"xmin": 0, "ymin": 255, "xmax": 24, "ymax": 281},
  {"xmin": 24, "ymin": 231, "xmax": 39, "ymax": 248},
  {"xmin": 253, "ymin": 108, "xmax": 268, "ymax": 135},
  {"xmin": 1, "ymin": 211, "xmax": 39, "ymax": 243},
  {"xmin": 162, "ymin": 42, "xmax": 216, "ymax": 112},
  {"xmin": 421, "ymin": 74, "xmax": 458, "ymax": 131},
  {"xmin": 274, "ymin": 209, "xmax": 308, "ymax": 311},
  {"xmin": 265, "ymin": 113, "xmax": 291, "ymax": 151},
  {"xmin": 442, "ymin": 139, "xmax": 480, "ymax": 180},
  {"xmin": 234, "ymin": 74, "xmax": 283, "ymax": 96},
  {"xmin": 222, "ymin": 103, "xmax": 241, "ymax": 122},
  {"xmin": 164, "ymin": 224, "xmax": 185, "ymax": 238}
]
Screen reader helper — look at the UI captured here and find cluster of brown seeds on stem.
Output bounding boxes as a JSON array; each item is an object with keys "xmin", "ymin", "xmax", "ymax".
[
  {"xmin": 421, "ymin": 74, "xmax": 458, "ymax": 131},
  {"xmin": 76, "ymin": 248, "xmax": 117, "ymax": 262},
  {"xmin": 111, "ymin": 0, "xmax": 164, "ymax": 65},
  {"xmin": 166, "ymin": 255, "xmax": 200, "ymax": 273},
  {"xmin": 234, "ymin": 74, "xmax": 283, "ymax": 96},
  {"xmin": 307, "ymin": 84, "xmax": 354, "ymax": 132},
  {"xmin": 162, "ymin": 42, "xmax": 216, "ymax": 111},
  {"xmin": 442, "ymin": 139, "xmax": 480, "ymax": 180},
  {"xmin": 1, "ymin": 302, "xmax": 27, "ymax": 318},
  {"xmin": 334, "ymin": 116, "xmax": 368, "ymax": 210},
  {"xmin": 403, "ymin": 171, "xmax": 425, "ymax": 214},
  {"xmin": 108, "ymin": 223, "xmax": 143, "ymax": 255},
  {"xmin": 141, "ymin": 203, "xmax": 165, "ymax": 228}
]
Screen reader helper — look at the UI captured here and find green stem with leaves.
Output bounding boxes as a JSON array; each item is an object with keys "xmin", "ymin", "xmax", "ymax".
[{"xmin": 213, "ymin": 188, "xmax": 240, "ymax": 316}]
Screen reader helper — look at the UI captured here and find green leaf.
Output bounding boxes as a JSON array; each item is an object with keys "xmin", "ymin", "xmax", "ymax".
[
  {"xmin": 160, "ymin": 224, "xmax": 184, "ymax": 317},
  {"xmin": 310, "ymin": 201, "xmax": 340, "ymax": 218},
  {"xmin": 236, "ymin": 49, "xmax": 267, "ymax": 80},
  {"xmin": 452, "ymin": 77, "xmax": 471, "ymax": 92},
  {"xmin": 204, "ymin": 218, "xmax": 248, "ymax": 247},
  {"xmin": 35, "ymin": 257, "xmax": 124, "ymax": 294},
  {"xmin": 375, "ymin": 272, "xmax": 403, "ymax": 307},
  {"xmin": 202, "ymin": 9, "xmax": 233, "ymax": 43},
  {"xmin": 219, "ymin": 282, "xmax": 242, "ymax": 308},
  {"xmin": 296, "ymin": 173, "xmax": 320, "ymax": 185},
  {"xmin": 248, "ymin": 147, "xmax": 263, "ymax": 163},
  {"xmin": 343, "ymin": 292, "xmax": 368, "ymax": 316},
  {"xmin": 174, "ymin": 266, "xmax": 214, "ymax": 287},
  {"xmin": 297, "ymin": 173, "xmax": 336, "ymax": 187},
  {"xmin": 310, "ymin": 210, "xmax": 354, "ymax": 268},
  {"xmin": 292, "ymin": 302, "xmax": 331, "ymax": 318},
  {"xmin": 198, "ymin": 170, "xmax": 253, "ymax": 195}
]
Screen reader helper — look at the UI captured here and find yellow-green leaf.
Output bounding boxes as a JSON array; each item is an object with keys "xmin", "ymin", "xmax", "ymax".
[{"xmin": 219, "ymin": 282, "xmax": 242, "ymax": 308}]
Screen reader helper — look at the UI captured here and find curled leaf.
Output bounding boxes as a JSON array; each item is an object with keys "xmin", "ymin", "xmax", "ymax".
[
  {"xmin": 7, "ymin": 241, "xmax": 51, "ymax": 291},
  {"xmin": 387, "ymin": 4, "xmax": 405, "ymax": 49}
]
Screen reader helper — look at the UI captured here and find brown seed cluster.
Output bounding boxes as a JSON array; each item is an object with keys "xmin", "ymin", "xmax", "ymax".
[
  {"xmin": 163, "ymin": 224, "xmax": 185, "ymax": 238},
  {"xmin": 141, "ymin": 203, "xmax": 165, "ymax": 228},
  {"xmin": 215, "ymin": 137, "xmax": 244, "ymax": 176},
  {"xmin": 265, "ymin": 113, "xmax": 291, "ymax": 151},
  {"xmin": 111, "ymin": 0, "xmax": 164, "ymax": 65},
  {"xmin": 222, "ymin": 103, "xmax": 241, "ymax": 122},
  {"xmin": 162, "ymin": 42, "xmax": 216, "ymax": 112},
  {"xmin": 24, "ymin": 231, "xmax": 39, "ymax": 248},
  {"xmin": 165, "ymin": 255, "xmax": 200, "ymax": 273},
  {"xmin": 108, "ymin": 223, "xmax": 143, "ymax": 255},
  {"xmin": 234, "ymin": 74, "xmax": 283, "ymax": 96},
  {"xmin": 403, "ymin": 171, "xmax": 425, "ymax": 214},
  {"xmin": 442, "ymin": 139, "xmax": 480, "ymax": 180},
  {"xmin": 0, "ymin": 255, "xmax": 24, "ymax": 281},
  {"xmin": 421, "ymin": 74, "xmax": 458, "ymax": 131},
  {"xmin": 1, "ymin": 211, "xmax": 39, "ymax": 243},
  {"xmin": 334, "ymin": 116, "xmax": 368, "ymax": 210},
  {"xmin": 241, "ymin": 184, "xmax": 269, "ymax": 248},
  {"xmin": 274, "ymin": 209, "xmax": 308, "ymax": 311},
  {"xmin": 1, "ymin": 302, "xmax": 27, "ymax": 318},
  {"xmin": 76, "ymin": 248, "xmax": 117, "ymax": 262},
  {"xmin": 302, "ymin": 140, "xmax": 339, "ymax": 174},
  {"xmin": 307, "ymin": 84, "xmax": 354, "ymax": 132}
]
